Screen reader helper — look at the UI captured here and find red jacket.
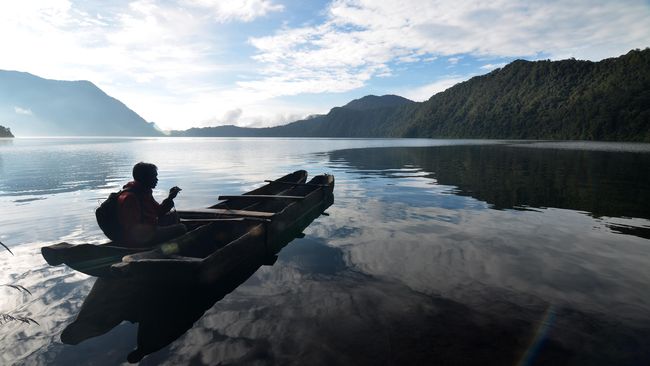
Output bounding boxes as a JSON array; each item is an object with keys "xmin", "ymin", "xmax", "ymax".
[{"xmin": 118, "ymin": 181, "xmax": 174, "ymax": 245}]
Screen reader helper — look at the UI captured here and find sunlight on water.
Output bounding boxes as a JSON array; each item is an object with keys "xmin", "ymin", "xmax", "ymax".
[{"xmin": 1, "ymin": 137, "xmax": 650, "ymax": 365}]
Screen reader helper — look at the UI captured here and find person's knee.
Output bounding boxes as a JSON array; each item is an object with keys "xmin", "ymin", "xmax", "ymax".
[
  {"xmin": 152, "ymin": 223, "xmax": 187, "ymax": 244},
  {"xmin": 166, "ymin": 223, "xmax": 187, "ymax": 238},
  {"xmin": 176, "ymin": 223, "xmax": 187, "ymax": 235}
]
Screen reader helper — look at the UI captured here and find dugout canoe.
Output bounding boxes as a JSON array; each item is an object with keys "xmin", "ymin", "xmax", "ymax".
[{"xmin": 41, "ymin": 170, "xmax": 334, "ymax": 283}]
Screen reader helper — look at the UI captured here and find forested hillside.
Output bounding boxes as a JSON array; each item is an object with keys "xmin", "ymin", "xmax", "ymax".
[
  {"xmin": 174, "ymin": 49, "xmax": 650, "ymax": 141},
  {"xmin": 0, "ymin": 125, "xmax": 13, "ymax": 137},
  {"xmin": 402, "ymin": 48, "xmax": 650, "ymax": 141}
]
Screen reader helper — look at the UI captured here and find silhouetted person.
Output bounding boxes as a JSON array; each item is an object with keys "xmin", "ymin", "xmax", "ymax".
[{"xmin": 118, "ymin": 162, "xmax": 186, "ymax": 247}]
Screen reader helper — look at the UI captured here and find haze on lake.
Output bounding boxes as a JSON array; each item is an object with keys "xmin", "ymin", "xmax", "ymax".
[{"xmin": 1, "ymin": 137, "xmax": 650, "ymax": 365}]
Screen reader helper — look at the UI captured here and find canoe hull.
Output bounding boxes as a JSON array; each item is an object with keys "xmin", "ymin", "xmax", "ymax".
[
  {"xmin": 42, "ymin": 170, "xmax": 334, "ymax": 284},
  {"xmin": 116, "ymin": 173, "xmax": 334, "ymax": 284}
]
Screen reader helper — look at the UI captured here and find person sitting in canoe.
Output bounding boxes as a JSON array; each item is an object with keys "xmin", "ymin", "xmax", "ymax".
[{"xmin": 118, "ymin": 162, "xmax": 187, "ymax": 246}]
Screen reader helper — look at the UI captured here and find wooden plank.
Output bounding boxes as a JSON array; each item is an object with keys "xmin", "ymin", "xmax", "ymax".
[
  {"xmin": 264, "ymin": 180, "xmax": 328, "ymax": 187},
  {"xmin": 177, "ymin": 208, "xmax": 276, "ymax": 218},
  {"xmin": 180, "ymin": 217, "xmax": 244, "ymax": 223},
  {"xmin": 180, "ymin": 217, "xmax": 271, "ymax": 223},
  {"xmin": 218, "ymin": 195, "xmax": 304, "ymax": 200}
]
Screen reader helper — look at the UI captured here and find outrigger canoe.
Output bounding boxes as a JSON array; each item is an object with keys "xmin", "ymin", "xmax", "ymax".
[{"xmin": 41, "ymin": 170, "xmax": 334, "ymax": 284}]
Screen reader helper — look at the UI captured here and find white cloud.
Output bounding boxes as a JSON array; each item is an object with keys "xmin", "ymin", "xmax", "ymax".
[
  {"xmin": 222, "ymin": 108, "xmax": 244, "ymax": 123},
  {"xmin": 13, "ymin": 106, "xmax": 33, "ymax": 115},
  {"xmin": 183, "ymin": 0, "xmax": 283, "ymax": 22},
  {"xmin": 401, "ymin": 75, "xmax": 472, "ymax": 101},
  {"xmin": 0, "ymin": 2, "xmax": 220, "ymax": 96},
  {"xmin": 0, "ymin": 0, "xmax": 649, "ymax": 130},
  {"xmin": 0, "ymin": 1, "xmax": 281, "ymax": 130},
  {"xmin": 198, "ymin": 108, "xmax": 243, "ymax": 127},
  {"xmin": 122, "ymin": 88, "xmax": 323, "ymax": 130},
  {"xmin": 233, "ymin": 104, "xmax": 323, "ymax": 128},
  {"xmin": 245, "ymin": 0, "xmax": 650, "ymax": 99},
  {"xmin": 480, "ymin": 62, "xmax": 507, "ymax": 70}
]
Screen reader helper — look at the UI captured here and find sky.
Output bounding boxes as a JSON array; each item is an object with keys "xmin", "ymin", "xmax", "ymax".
[{"xmin": 1, "ymin": 0, "xmax": 649, "ymax": 131}]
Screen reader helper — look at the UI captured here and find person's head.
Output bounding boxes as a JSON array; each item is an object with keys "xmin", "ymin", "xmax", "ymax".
[{"xmin": 132, "ymin": 162, "xmax": 158, "ymax": 189}]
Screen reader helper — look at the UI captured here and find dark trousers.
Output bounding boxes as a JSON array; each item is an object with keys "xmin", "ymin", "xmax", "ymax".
[{"xmin": 152, "ymin": 211, "xmax": 187, "ymax": 244}]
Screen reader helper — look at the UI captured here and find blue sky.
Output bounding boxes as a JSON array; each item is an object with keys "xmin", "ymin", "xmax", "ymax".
[{"xmin": 1, "ymin": 0, "xmax": 649, "ymax": 131}]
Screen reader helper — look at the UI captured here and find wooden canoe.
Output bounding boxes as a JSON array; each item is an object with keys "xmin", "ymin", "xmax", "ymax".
[{"xmin": 41, "ymin": 170, "xmax": 334, "ymax": 283}]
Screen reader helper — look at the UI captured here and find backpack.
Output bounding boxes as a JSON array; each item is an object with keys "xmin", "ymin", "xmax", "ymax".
[{"xmin": 95, "ymin": 188, "xmax": 142, "ymax": 241}]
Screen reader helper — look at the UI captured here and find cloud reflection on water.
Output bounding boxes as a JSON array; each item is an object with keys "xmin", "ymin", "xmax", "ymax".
[{"xmin": 321, "ymin": 145, "xmax": 650, "ymax": 321}]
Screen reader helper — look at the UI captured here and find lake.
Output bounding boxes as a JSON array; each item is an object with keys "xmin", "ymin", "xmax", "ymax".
[{"xmin": 1, "ymin": 137, "xmax": 650, "ymax": 365}]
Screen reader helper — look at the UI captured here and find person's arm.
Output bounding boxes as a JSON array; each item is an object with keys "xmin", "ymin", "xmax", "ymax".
[
  {"xmin": 158, "ymin": 186, "xmax": 181, "ymax": 217},
  {"xmin": 158, "ymin": 197, "xmax": 174, "ymax": 216}
]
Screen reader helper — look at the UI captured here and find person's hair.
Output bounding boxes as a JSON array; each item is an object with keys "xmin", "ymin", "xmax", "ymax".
[{"xmin": 132, "ymin": 162, "xmax": 158, "ymax": 182}]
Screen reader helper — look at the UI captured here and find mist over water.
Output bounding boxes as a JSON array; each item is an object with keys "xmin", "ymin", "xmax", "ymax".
[{"xmin": 1, "ymin": 137, "xmax": 649, "ymax": 365}]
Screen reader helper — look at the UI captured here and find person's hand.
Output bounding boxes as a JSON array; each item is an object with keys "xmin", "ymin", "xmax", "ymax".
[{"xmin": 168, "ymin": 186, "xmax": 182, "ymax": 199}]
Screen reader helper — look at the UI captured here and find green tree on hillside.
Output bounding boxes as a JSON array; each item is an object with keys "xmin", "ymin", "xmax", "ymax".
[
  {"xmin": 0, "ymin": 125, "xmax": 14, "ymax": 137},
  {"xmin": 403, "ymin": 48, "xmax": 650, "ymax": 141}
]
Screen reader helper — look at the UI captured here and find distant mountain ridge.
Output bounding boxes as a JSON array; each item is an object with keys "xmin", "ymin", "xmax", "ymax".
[
  {"xmin": 173, "ymin": 48, "xmax": 650, "ymax": 141},
  {"xmin": 341, "ymin": 95, "xmax": 414, "ymax": 111},
  {"xmin": 171, "ymin": 94, "xmax": 415, "ymax": 137},
  {"xmin": 0, "ymin": 70, "xmax": 161, "ymax": 136},
  {"xmin": 4, "ymin": 48, "xmax": 649, "ymax": 141}
]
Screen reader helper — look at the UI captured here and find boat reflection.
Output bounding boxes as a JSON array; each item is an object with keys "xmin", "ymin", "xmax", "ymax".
[{"xmin": 61, "ymin": 258, "xmax": 269, "ymax": 363}]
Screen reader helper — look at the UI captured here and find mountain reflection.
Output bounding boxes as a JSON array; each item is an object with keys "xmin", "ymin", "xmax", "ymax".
[{"xmin": 329, "ymin": 145, "xmax": 650, "ymax": 220}]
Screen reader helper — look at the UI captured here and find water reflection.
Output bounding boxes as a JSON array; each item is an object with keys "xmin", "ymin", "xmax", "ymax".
[
  {"xmin": 2, "ymin": 139, "xmax": 650, "ymax": 365},
  {"xmin": 279, "ymin": 237, "xmax": 347, "ymax": 275},
  {"xmin": 321, "ymin": 146, "xmax": 650, "ymax": 318},
  {"xmin": 59, "ymin": 260, "xmax": 264, "ymax": 364},
  {"xmin": 0, "ymin": 143, "xmax": 132, "ymax": 197},
  {"xmin": 329, "ymin": 145, "xmax": 650, "ymax": 221},
  {"xmin": 607, "ymin": 223, "xmax": 650, "ymax": 239},
  {"xmin": 126, "ymin": 239, "xmax": 650, "ymax": 364},
  {"xmin": 57, "ymin": 238, "xmax": 579, "ymax": 365}
]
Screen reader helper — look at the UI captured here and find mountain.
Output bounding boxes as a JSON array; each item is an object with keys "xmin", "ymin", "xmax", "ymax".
[
  {"xmin": 0, "ymin": 125, "xmax": 13, "ymax": 137},
  {"xmin": 171, "ymin": 94, "xmax": 415, "ymax": 137},
  {"xmin": 402, "ymin": 48, "xmax": 650, "ymax": 141},
  {"xmin": 174, "ymin": 48, "xmax": 650, "ymax": 141},
  {"xmin": 0, "ymin": 70, "xmax": 162, "ymax": 136},
  {"xmin": 341, "ymin": 95, "xmax": 414, "ymax": 111}
]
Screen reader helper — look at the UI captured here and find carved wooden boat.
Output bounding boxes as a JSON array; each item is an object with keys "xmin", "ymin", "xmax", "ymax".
[{"xmin": 41, "ymin": 170, "xmax": 334, "ymax": 283}]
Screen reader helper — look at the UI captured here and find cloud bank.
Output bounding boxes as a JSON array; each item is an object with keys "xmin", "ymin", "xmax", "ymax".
[
  {"xmin": 0, "ymin": 0, "xmax": 648, "ymax": 129},
  {"xmin": 244, "ymin": 0, "xmax": 650, "ymax": 98}
]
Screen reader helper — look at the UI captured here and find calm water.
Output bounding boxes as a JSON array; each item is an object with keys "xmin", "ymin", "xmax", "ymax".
[{"xmin": 1, "ymin": 137, "xmax": 650, "ymax": 365}]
